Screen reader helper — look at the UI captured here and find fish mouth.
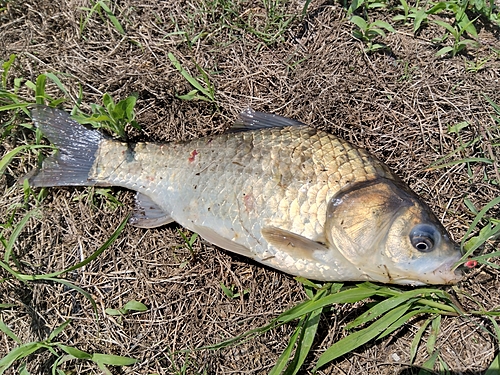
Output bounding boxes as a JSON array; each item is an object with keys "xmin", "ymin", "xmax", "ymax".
[{"xmin": 430, "ymin": 256, "xmax": 464, "ymax": 285}]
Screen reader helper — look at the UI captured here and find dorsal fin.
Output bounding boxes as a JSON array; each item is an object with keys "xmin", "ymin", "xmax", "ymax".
[{"xmin": 231, "ymin": 108, "xmax": 307, "ymax": 131}]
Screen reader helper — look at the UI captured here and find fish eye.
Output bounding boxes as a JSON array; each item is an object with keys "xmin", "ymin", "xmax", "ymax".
[{"xmin": 410, "ymin": 224, "xmax": 440, "ymax": 253}]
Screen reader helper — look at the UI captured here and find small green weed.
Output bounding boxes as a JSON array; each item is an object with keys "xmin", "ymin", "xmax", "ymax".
[
  {"xmin": 168, "ymin": 53, "xmax": 215, "ymax": 103},
  {"xmin": 0, "ymin": 320, "xmax": 137, "ymax": 374},
  {"xmin": 178, "ymin": 229, "xmax": 199, "ymax": 262},
  {"xmin": 393, "ymin": 0, "xmax": 429, "ymax": 32},
  {"xmin": 71, "ymin": 92, "xmax": 140, "ymax": 140},
  {"xmin": 347, "ymin": 0, "xmax": 388, "ymax": 15},
  {"xmin": 220, "ymin": 283, "xmax": 250, "ymax": 299},
  {"xmin": 106, "ymin": 300, "xmax": 148, "ymax": 318},
  {"xmin": 434, "ymin": 18, "xmax": 480, "ymax": 57},
  {"xmin": 79, "ymin": 0, "xmax": 125, "ymax": 36},
  {"xmin": 350, "ymin": 15, "xmax": 395, "ymax": 53},
  {"xmin": 72, "ymin": 187, "xmax": 123, "ymax": 211}
]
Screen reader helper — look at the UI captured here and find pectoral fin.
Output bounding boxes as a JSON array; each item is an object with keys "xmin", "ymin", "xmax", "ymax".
[
  {"xmin": 261, "ymin": 226, "xmax": 329, "ymax": 261},
  {"xmin": 130, "ymin": 193, "xmax": 174, "ymax": 228}
]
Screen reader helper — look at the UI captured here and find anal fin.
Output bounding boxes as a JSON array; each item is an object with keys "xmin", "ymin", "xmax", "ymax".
[{"xmin": 129, "ymin": 193, "xmax": 174, "ymax": 228}]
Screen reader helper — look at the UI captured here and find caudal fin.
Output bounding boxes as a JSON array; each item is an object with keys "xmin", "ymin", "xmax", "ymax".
[{"xmin": 27, "ymin": 105, "xmax": 104, "ymax": 187}]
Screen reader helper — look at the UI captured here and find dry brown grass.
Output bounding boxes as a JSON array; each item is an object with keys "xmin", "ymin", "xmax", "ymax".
[{"xmin": 1, "ymin": 0, "xmax": 500, "ymax": 374}]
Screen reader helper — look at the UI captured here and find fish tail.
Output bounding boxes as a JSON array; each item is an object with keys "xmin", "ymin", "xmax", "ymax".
[{"xmin": 27, "ymin": 105, "xmax": 105, "ymax": 187}]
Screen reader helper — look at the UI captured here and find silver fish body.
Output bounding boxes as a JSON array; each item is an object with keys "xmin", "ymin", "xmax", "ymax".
[{"xmin": 29, "ymin": 106, "xmax": 463, "ymax": 285}]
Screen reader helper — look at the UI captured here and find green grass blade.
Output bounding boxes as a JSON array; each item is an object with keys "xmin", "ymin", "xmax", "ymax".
[
  {"xmin": 58, "ymin": 214, "xmax": 129, "ymax": 275},
  {"xmin": 313, "ymin": 303, "xmax": 411, "ymax": 370},
  {"xmin": 0, "ymin": 103, "xmax": 30, "ymax": 111},
  {"xmin": 284, "ymin": 305, "xmax": 323, "ymax": 375},
  {"xmin": 425, "ymin": 315, "xmax": 441, "ymax": 354},
  {"xmin": 57, "ymin": 344, "xmax": 92, "ymax": 360},
  {"xmin": 1, "ymin": 54, "xmax": 16, "ymax": 89},
  {"xmin": 268, "ymin": 320, "xmax": 302, "ymax": 375},
  {"xmin": 97, "ymin": 1, "xmax": 125, "ymax": 35},
  {"xmin": 378, "ymin": 308, "xmax": 439, "ymax": 339},
  {"xmin": 0, "ymin": 342, "xmax": 42, "ymax": 374},
  {"xmin": 3, "ymin": 209, "xmax": 40, "ymax": 263},
  {"xmin": 168, "ymin": 53, "xmax": 206, "ymax": 94},
  {"xmin": 346, "ymin": 292, "xmax": 422, "ymax": 329},
  {"xmin": 44, "ymin": 73, "xmax": 70, "ymax": 99},
  {"xmin": 0, "ymin": 145, "xmax": 51, "ymax": 178},
  {"xmin": 0, "ymin": 319, "xmax": 21, "ymax": 344},
  {"xmin": 428, "ymin": 157, "xmax": 493, "ymax": 169},
  {"xmin": 277, "ymin": 287, "xmax": 377, "ymax": 323},
  {"xmin": 34, "ymin": 74, "xmax": 47, "ymax": 105},
  {"xmin": 44, "ymin": 277, "xmax": 97, "ymax": 314},
  {"xmin": 410, "ymin": 318, "xmax": 432, "ymax": 363},
  {"xmin": 459, "ymin": 195, "xmax": 500, "ymax": 261},
  {"xmin": 47, "ymin": 320, "xmax": 71, "ymax": 342}
]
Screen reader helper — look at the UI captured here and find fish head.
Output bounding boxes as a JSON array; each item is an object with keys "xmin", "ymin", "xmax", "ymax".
[{"xmin": 326, "ymin": 179, "xmax": 463, "ymax": 285}]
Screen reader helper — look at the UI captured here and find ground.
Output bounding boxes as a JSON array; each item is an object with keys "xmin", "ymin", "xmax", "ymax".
[{"xmin": 0, "ymin": 0, "xmax": 500, "ymax": 374}]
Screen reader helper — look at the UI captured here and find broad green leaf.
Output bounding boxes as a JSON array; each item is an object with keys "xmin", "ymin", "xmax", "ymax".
[
  {"xmin": 427, "ymin": 2, "xmax": 448, "ymax": 14},
  {"xmin": 436, "ymin": 46, "xmax": 454, "ymax": 56},
  {"xmin": 58, "ymin": 344, "xmax": 92, "ymax": 359},
  {"xmin": 422, "ymin": 347, "xmax": 439, "ymax": 370},
  {"xmin": 122, "ymin": 300, "xmax": 148, "ymax": 312},
  {"xmin": 485, "ymin": 354, "xmax": 500, "ymax": 375},
  {"xmin": 368, "ymin": 28, "xmax": 387, "ymax": 38},
  {"xmin": 414, "ymin": 8, "xmax": 427, "ymax": 32},
  {"xmin": 91, "ymin": 353, "xmax": 137, "ymax": 366},
  {"xmin": 433, "ymin": 20, "xmax": 458, "ymax": 38},
  {"xmin": 350, "ymin": 16, "xmax": 368, "ymax": 31},
  {"xmin": 371, "ymin": 20, "xmax": 395, "ymax": 32}
]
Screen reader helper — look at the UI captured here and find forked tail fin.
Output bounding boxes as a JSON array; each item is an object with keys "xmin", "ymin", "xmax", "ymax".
[{"xmin": 27, "ymin": 105, "xmax": 104, "ymax": 187}]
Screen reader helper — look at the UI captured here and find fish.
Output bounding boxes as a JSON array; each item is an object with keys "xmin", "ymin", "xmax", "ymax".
[{"xmin": 27, "ymin": 105, "xmax": 463, "ymax": 285}]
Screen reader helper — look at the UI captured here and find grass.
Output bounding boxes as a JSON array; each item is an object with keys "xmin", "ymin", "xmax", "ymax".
[{"xmin": 1, "ymin": 0, "xmax": 500, "ymax": 373}]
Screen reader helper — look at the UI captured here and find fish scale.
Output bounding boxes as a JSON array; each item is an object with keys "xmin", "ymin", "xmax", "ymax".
[{"xmin": 28, "ymin": 106, "xmax": 463, "ymax": 285}]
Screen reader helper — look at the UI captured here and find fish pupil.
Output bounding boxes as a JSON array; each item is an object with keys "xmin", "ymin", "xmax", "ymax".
[
  {"xmin": 415, "ymin": 240, "xmax": 431, "ymax": 251},
  {"xmin": 410, "ymin": 224, "xmax": 438, "ymax": 253}
]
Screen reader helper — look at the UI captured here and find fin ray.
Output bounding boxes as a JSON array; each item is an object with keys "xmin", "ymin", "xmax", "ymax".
[
  {"xmin": 261, "ymin": 226, "xmax": 329, "ymax": 261},
  {"xmin": 232, "ymin": 108, "xmax": 306, "ymax": 131},
  {"xmin": 130, "ymin": 193, "xmax": 174, "ymax": 228},
  {"xmin": 28, "ymin": 106, "xmax": 104, "ymax": 187}
]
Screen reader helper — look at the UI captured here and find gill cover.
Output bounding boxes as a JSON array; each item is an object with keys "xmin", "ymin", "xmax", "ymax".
[{"xmin": 325, "ymin": 179, "xmax": 462, "ymax": 285}]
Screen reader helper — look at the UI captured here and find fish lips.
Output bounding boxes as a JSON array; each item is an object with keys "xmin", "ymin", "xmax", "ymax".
[{"xmin": 429, "ymin": 256, "xmax": 464, "ymax": 285}]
